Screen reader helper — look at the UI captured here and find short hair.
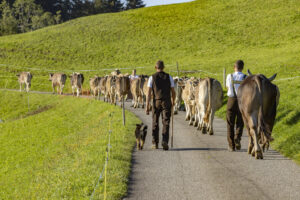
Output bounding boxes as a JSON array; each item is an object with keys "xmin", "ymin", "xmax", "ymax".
[
  {"xmin": 156, "ymin": 60, "xmax": 165, "ymax": 70},
  {"xmin": 235, "ymin": 60, "xmax": 244, "ymax": 70}
]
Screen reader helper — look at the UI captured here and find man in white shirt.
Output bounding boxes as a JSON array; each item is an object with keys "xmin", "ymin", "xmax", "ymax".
[
  {"xmin": 226, "ymin": 60, "xmax": 247, "ymax": 152},
  {"xmin": 129, "ymin": 69, "xmax": 139, "ymax": 80},
  {"xmin": 146, "ymin": 60, "xmax": 176, "ymax": 150}
]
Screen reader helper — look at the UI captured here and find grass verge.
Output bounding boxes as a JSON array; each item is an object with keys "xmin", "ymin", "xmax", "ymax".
[{"xmin": 0, "ymin": 91, "xmax": 140, "ymax": 199}]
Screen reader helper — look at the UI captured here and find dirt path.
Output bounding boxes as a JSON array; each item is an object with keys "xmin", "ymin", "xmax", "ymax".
[{"xmin": 124, "ymin": 106, "xmax": 300, "ymax": 200}]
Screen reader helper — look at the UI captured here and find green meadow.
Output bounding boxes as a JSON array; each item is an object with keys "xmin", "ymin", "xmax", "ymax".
[
  {"xmin": 0, "ymin": 91, "xmax": 140, "ymax": 199},
  {"xmin": 0, "ymin": 0, "xmax": 300, "ymax": 198}
]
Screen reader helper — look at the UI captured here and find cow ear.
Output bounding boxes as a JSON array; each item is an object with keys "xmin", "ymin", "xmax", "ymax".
[
  {"xmin": 247, "ymin": 69, "xmax": 253, "ymax": 76},
  {"xmin": 268, "ymin": 73, "xmax": 277, "ymax": 82}
]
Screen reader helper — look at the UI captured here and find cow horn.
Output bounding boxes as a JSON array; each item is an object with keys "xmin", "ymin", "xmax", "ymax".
[
  {"xmin": 268, "ymin": 73, "xmax": 277, "ymax": 82},
  {"xmin": 247, "ymin": 69, "xmax": 253, "ymax": 76}
]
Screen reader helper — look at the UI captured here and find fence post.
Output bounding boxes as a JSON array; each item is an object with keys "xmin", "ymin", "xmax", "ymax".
[
  {"xmin": 223, "ymin": 68, "xmax": 226, "ymax": 88},
  {"xmin": 122, "ymin": 98, "xmax": 125, "ymax": 126},
  {"xmin": 176, "ymin": 62, "xmax": 179, "ymax": 77}
]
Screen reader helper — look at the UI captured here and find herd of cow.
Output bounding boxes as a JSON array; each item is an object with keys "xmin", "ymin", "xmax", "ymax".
[{"xmin": 16, "ymin": 69, "xmax": 279, "ymax": 159}]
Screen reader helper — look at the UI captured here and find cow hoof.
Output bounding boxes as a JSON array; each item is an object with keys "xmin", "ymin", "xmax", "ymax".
[
  {"xmin": 189, "ymin": 121, "xmax": 193, "ymax": 126},
  {"xmin": 255, "ymin": 151, "xmax": 263, "ymax": 159},
  {"xmin": 174, "ymin": 110, "xmax": 178, "ymax": 115},
  {"xmin": 202, "ymin": 127, "xmax": 207, "ymax": 134},
  {"xmin": 142, "ymin": 105, "xmax": 144, "ymax": 109},
  {"xmin": 209, "ymin": 131, "xmax": 214, "ymax": 135},
  {"xmin": 251, "ymin": 149, "xmax": 256, "ymax": 157}
]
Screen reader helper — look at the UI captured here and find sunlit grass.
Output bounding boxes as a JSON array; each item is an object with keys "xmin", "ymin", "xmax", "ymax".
[{"xmin": 0, "ymin": 91, "xmax": 140, "ymax": 199}]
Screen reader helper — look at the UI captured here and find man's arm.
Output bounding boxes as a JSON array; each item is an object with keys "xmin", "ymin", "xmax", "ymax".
[
  {"xmin": 171, "ymin": 87, "xmax": 176, "ymax": 106},
  {"xmin": 146, "ymin": 88, "xmax": 152, "ymax": 115},
  {"xmin": 146, "ymin": 76, "xmax": 152, "ymax": 115}
]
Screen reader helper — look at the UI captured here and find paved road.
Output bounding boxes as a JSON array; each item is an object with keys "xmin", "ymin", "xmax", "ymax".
[{"xmin": 124, "ymin": 107, "xmax": 300, "ymax": 200}]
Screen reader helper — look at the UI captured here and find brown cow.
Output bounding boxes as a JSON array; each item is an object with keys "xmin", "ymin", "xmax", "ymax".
[
  {"xmin": 90, "ymin": 76, "xmax": 101, "ymax": 97},
  {"xmin": 99, "ymin": 76, "xmax": 108, "ymax": 102},
  {"xmin": 105, "ymin": 75, "xmax": 117, "ymax": 104},
  {"xmin": 194, "ymin": 78, "xmax": 223, "ymax": 135},
  {"xmin": 17, "ymin": 72, "xmax": 33, "ymax": 92},
  {"xmin": 130, "ymin": 78, "xmax": 141, "ymax": 108},
  {"xmin": 181, "ymin": 77, "xmax": 199, "ymax": 125},
  {"xmin": 115, "ymin": 75, "xmax": 130, "ymax": 107},
  {"xmin": 173, "ymin": 77, "xmax": 184, "ymax": 114},
  {"xmin": 70, "ymin": 72, "xmax": 84, "ymax": 97},
  {"xmin": 238, "ymin": 70, "xmax": 279, "ymax": 159},
  {"xmin": 139, "ymin": 75, "xmax": 149, "ymax": 109},
  {"xmin": 49, "ymin": 73, "xmax": 67, "ymax": 95}
]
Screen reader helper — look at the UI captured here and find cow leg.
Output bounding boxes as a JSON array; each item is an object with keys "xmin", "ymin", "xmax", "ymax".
[
  {"xmin": 62, "ymin": 85, "xmax": 65, "ymax": 95},
  {"xmin": 208, "ymin": 110, "xmax": 215, "ymax": 135},
  {"xmin": 249, "ymin": 122, "xmax": 263, "ymax": 159},
  {"xmin": 185, "ymin": 104, "xmax": 190, "ymax": 121},
  {"xmin": 248, "ymin": 135, "xmax": 254, "ymax": 155},
  {"xmin": 19, "ymin": 83, "xmax": 22, "ymax": 92},
  {"xmin": 77, "ymin": 87, "xmax": 80, "ymax": 97}
]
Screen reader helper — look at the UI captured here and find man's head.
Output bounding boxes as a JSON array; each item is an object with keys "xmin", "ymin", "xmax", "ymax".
[
  {"xmin": 234, "ymin": 60, "xmax": 244, "ymax": 72},
  {"xmin": 155, "ymin": 60, "xmax": 165, "ymax": 71}
]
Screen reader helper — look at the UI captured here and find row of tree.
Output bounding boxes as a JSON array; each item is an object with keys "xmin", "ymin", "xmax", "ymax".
[{"xmin": 0, "ymin": 0, "xmax": 145, "ymax": 36}]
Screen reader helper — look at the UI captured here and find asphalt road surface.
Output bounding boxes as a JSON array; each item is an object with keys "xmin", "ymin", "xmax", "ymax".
[{"xmin": 124, "ymin": 106, "xmax": 300, "ymax": 200}]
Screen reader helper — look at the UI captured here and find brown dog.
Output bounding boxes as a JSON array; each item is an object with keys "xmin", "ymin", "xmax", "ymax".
[{"xmin": 135, "ymin": 123, "xmax": 147, "ymax": 150}]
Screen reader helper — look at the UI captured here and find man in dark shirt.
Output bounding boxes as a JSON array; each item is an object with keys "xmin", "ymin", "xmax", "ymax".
[{"xmin": 146, "ymin": 60, "xmax": 176, "ymax": 150}]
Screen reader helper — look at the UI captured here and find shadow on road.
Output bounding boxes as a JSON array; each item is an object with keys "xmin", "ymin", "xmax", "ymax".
[{"xmin": 170, "ymin": 147, "xmax": 227, "ymax": 151}]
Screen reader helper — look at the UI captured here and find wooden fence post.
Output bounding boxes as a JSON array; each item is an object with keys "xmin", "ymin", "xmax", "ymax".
[{"xmin": 223, "ymin": 68, "xmax": 226, "ymax": 88}]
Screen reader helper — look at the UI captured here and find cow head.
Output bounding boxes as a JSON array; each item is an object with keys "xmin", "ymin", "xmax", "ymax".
[{"xmin": 248, "ymin": 69, "xmax": 277, "ymax": 82}]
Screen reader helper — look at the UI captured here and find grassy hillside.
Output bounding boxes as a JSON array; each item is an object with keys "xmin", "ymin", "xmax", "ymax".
[
  {"xmin": 0, "ymin": 91, "xmax": 140, "ymax": 199},
  {"xmin": 0, "ymin": 0, "xmax": 299, "ymax": 162}
]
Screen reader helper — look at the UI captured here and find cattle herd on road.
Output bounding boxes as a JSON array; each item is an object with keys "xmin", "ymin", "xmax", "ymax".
[{"xmin": 16, "ymin": 69, "xmax": 279, "ymax": 159}]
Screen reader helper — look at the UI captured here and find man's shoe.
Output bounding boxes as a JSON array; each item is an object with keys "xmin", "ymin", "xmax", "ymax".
[
  {"xmin": 235, "ymin": 139, "xmax": 241, "ymax": 150},
  {"xmin": 162, "ymin": 142, "xmax": 169, "ymax": 151},
  {"xmin": 152, "ymin": 143, "xmax": 158, "ymax": 149},
  {"xmin": 228, "ymin": 146, "xmax": 235, "ymax": 152}
]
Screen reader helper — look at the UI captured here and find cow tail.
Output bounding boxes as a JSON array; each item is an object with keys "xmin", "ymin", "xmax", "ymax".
[
  {"xmin": 254, "ymin": 77, "xmax": 273, "ymax": 145},
  {"xmin": 204, "ymin": 78, "xmax": 212, "ymax": 123}
]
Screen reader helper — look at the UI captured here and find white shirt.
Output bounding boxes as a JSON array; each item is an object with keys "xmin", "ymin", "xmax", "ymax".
[
  {"xmin": 129, "ymin": 74, "xmax": 139, "ymax": 80},
  {"xmin": 226, "ymin": 71, "xmax": 246, "ymax": 97},
  {"xmin": 147, "ymin": 75, "xmax": 175, "ymax": 88}
]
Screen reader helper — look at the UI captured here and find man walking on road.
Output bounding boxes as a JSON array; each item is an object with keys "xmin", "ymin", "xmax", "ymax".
[
  {"xmin": 146, "ymin": 60, "xmax": 176, "ymax": 150},
  {"xmin": 226, "ymin": 60, "xmax": 247, "ymax": 151}
]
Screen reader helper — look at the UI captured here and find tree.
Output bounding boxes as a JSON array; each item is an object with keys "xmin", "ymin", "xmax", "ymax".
[
  {"xmin": 13, "ymin": 0, "xmax": 42, "ymax": 32},
  {"xmin": 32, "ymin": 11, "xmax": 55, "ymax": 30},
  {"xmin": 126, "ymin": 0, "xmax": 145, "ymax": 10},
  {"xmin": 0, "ymin": 0, "xmax": 18, "ymax": 35},
  {"xmin": 94, "ymin": 0, "xmax": 123, "ymax": 13}
]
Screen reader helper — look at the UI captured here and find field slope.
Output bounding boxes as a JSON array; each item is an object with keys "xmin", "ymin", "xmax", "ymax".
[
  {"xmin": 0, "ymin": 91, "xmax": 139, "ymax": 199},
  {"xmin": 0, "ymin": 0, "xmax": 299, "ymax": 167}
]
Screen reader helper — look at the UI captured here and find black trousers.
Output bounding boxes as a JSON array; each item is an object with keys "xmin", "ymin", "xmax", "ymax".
[
  {"xmin": 152, "ymin": 99, "xmax": 171, "ymax": 144},
  {"xmin": 226, "ymin": 97, "xmax": 244, "ymax": 148}
]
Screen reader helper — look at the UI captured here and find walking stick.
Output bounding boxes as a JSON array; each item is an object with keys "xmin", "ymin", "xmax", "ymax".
[{"xmin": 171, "ymin": 105, "xmax": 174, "ymax": 148}]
